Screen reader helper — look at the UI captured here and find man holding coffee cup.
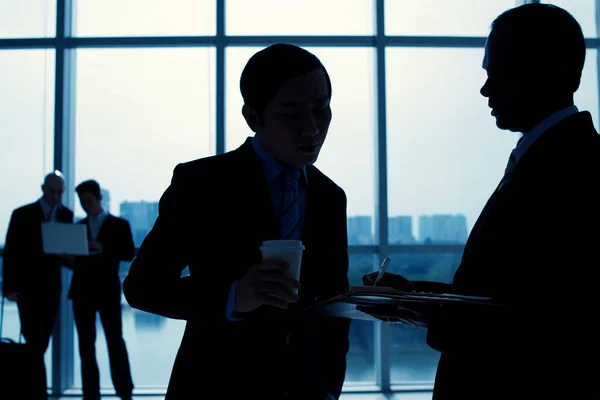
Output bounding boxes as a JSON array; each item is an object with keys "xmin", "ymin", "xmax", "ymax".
[{"xmin": 124, "ymin": 43, "xmax": 351, "ymax": 399}]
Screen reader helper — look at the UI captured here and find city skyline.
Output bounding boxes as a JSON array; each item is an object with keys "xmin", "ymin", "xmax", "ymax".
[{"xmin": 72, "ymin": 193, "xmax": 469, "ymax": 248}]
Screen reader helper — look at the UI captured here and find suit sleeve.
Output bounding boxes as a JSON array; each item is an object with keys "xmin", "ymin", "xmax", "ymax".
[
  {"xmin": 2, "ymin": 210, "xmax": 24, "ymax": 294},
  {"xmin": 314, "ymin": 189, "xmax": 351, "ymax": 398},
  {"xmin": 101, "ymin": 219, "xmax": 135, "ymax": 262},
  {"xmin": 123, "ymin": 165, "xmax": 219, "ymax": 321},
  {"xmin": 426, "ymin": 171, "xmax": 600, "ymax": 357}
]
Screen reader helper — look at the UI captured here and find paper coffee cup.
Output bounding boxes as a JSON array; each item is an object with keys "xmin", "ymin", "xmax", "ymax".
[{"xmin": 260, "ymin": 240, "xmax": 305, "ymax": 294}]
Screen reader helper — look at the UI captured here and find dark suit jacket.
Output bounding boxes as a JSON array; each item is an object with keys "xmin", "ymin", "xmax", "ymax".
[
  {"xmin": 2, "ymin": 201, "xmax": 74, "ymax": 296},
  {"xmin": 68, "ymin": 215, "xmax": 135, "ymax": 302},
  {"xmin": 425, "ymin": 112, "xmax": 600, "ymax": 399},
  {"xmin": 123, "ymin": 138, "xmax": 351, "ymax": 399}
]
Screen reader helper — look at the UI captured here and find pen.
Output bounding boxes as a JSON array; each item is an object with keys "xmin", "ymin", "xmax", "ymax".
[{"xmin": 374, "ymin": 257, "xmax": 391, "ymax": 286}]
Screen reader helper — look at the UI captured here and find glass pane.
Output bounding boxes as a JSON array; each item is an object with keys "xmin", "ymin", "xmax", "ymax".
[
  {"xmin": 542, "ymin": 0, "xmax": 597, "ymax": 37},
  {"xmin": 226, "ymin": 0, "xmax": 374, "ymax": 35},
  {"xmin": 74, "ymin": 0, "xmax": 215, "ymax": 37},
  {"xmin": 73, "ymin": 48, "xmax": 215, "ymax": 388},
  {"xmin": 346, "ymin": 254, "xmax": 378, "ymax": 384},
  {"xmin": 225, "ymin": 47, "xmax": 376, "ymax": 242},
  {"xmin": 388, "ymin": 252, "xmax": 462, "ymax": 384},
  {"xmin": 0, "ymin": 49, "xmax": 55, "ymax": 250},
  {"xmin": 0, "ymin": 50, "xmax": 55, "ymax": 390},
  {"xmin": 386, "ymin": 47, "xmax": 599, "ymax": 242},
  {"xmin": 385, "ymin": 0, "xmax": 517, "ymax": 36},
  {"xmin": 386, "ymin": 48, "xmax": 515, "ymax": 240},
  {"xmin": 0, "ymin": 0, "xmax": 56, "ymax": 38}
]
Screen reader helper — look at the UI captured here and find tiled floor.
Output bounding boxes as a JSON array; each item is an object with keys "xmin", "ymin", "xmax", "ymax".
[{"xmin": 52, "ymin": 393, "xmax": 433, "ymax": 400}]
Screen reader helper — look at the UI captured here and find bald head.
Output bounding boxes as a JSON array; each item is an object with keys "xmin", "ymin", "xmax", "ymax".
[{"xmin": 41, "ymin": 172, "xmax": 65, "ymax": 207}]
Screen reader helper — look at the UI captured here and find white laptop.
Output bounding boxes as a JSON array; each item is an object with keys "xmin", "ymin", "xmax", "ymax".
[{"xmin": 41, "ymin": 222, "xmax": 89, "ymax": 256}]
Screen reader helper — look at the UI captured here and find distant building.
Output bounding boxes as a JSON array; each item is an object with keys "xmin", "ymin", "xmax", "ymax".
[
  {"xmin": 120, "ymin": 201, "xmax": 159, "ymax": 247},
  {"xmin": 101, "ymin": 189, "xmax": 111, "ymax": 213},
  {"xmin": 347, "ymin": 215, "xmax": 373, "ymax": 245},
  {"xmin": 418, "ymin": 214, "xmax": 468, "ymax": 244},
  {"xmin": 389, "ymin": 216, "xmax": 415, "ymax": 244}
]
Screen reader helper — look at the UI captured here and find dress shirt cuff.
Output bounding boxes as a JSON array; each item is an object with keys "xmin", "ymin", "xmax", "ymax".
[
  {"xmin": 226, "ymin": 280, "xmax": 244, "ymax": 321},
  {"xmin": 326, "ymin": 393, "xmax": 336, "ymax": 400}
]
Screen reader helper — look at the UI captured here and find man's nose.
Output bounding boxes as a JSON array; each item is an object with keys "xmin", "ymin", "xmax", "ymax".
[{"xmin": 300, "ymin": 116, "xmax": 319, "ymax": 137}]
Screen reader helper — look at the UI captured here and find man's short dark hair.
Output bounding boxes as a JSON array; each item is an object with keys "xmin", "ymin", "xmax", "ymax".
[
  {"xmin": 491, "ymin": 3, "xmax": 585, "ymax": 93},
  {"xmin": 76, "ymin": 180, "xmax": 101, "ymax": 198},
  {"xmin": 240, "ymin": 43, "xmax": 332, "ymax": 116}
]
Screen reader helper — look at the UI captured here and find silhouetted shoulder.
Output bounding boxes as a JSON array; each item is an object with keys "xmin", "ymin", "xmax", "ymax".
[
  {"xmin": 307, "ymin": 164, "xmax": 347, "ymax": 203},
  {"xmin": 109, "ymin": 215, "xmax": 130, "ymax": 226},
  {"xmin": 12, "ymin": 201, "xmax": 41, "ymax": 218},
  {"xmin": 168, "ymin": 142, "xmax": 256, "ymax": 188}
]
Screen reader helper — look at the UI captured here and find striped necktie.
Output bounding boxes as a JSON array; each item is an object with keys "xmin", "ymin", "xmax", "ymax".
[{"xmin": 279, "ymin": 168, "xmax": 301, "ymax": 239}]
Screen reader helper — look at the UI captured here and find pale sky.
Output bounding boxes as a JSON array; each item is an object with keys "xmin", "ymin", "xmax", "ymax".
[{"xmin": 1, "ymin": 0, "xmax": 598, "ymax": 244}]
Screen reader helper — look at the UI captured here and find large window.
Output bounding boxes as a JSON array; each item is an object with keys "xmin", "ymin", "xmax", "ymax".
[
  {"xmin": 73, "ymin": 48, "xmax": 215, "ymax": 388},
  {"xmin": 2, "ymin": 0, "xmax": 600, "ymax": 397}
]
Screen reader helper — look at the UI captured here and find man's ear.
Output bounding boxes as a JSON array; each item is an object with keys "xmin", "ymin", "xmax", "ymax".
[{"xmin": 242, "ymin": 104, "xmax": 262, "ymax": 133}]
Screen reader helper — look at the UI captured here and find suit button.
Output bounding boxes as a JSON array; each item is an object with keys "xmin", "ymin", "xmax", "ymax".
[{"xmin": 285, "ymin": 334, "xmax": 291, "ymax": 345}]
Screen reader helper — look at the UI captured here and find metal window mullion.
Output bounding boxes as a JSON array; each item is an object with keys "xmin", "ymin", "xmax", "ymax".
[
  {"xmin": 216, "ymin": 0, "xmax": 225, "ymax": 154},
  {"xmin": 374, "ymin": 0, "xmax": 390, "ymax": 393},
  {"xmin": 51, "ymin": 0, "xmax": 76, "ymax": 395},
  {"xmin": 596, "ymin": 0, "xmax": 600, "ymax": 127}
]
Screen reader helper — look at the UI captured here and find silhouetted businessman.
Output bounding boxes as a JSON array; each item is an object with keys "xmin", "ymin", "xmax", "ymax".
[
  {"xmin": 2, "ymin": 171, "xmax": 74, "ymax": 399},
  {"xmin": 124, "ymin": 44, "xmax": 350, "ymax": 400},
  {"xmin": 68, "ymin": 180, "xmax": 134, "ymax": 400},
  {"xmin": 363, "ymin": 4, "xmax": 600, "ymax": 400}
]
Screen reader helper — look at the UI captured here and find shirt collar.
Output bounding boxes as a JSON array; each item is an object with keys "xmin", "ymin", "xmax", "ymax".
[
  {"xmin": 90, "ymin": 209, "xmax": 108, "ymax": 224},
  {"xmin": 512, "ymin": 105, "xmax": 578, "ymax": 164},
  {"xmin": 39, "ymin": 198, "xmax": 56, "ymax": 215},
  {"xmin": 251, "ymin": 135, "xmax": 308, "ymax": 185}
]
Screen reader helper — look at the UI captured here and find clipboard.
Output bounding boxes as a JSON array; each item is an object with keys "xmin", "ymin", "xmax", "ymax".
[
  {"xmin": 306, "ymin": 285, "xmax": 506, "ymax": 321},
  {"xmin": 41, "ymin": 222, "xmax": 89, "ymax": 256}
]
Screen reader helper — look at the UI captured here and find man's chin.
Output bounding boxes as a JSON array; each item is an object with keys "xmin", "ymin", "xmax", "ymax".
[{"xmin": 495, "ymin": 116, "xmax": 520, "ymax": 132}]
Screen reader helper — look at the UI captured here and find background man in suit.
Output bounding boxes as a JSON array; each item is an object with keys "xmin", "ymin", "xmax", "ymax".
[
  {"xmin": 2, "ymin": 171, "xmax": 74, "ymax": 399},
  {"xmin": 362, "ymin": 4, "xmax": 600, "ymax": 400},
  {"xmin": 123, "ymin": 43, "xmax": 351, "ymax": 399},
  {"xmin": 69, "ymin": 180, "xmax": 135, "ymax": 400}
]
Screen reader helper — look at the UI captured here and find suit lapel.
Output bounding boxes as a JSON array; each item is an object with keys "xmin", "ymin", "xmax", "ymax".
[
  {"xmin": 233, "ymin": 138, "xmax": 280, "ymax": 241},
  {"xmin": 95, "ymin": 214, "xmax": 111, "ymax": 243},
  {"xmin": 301, "ymin": 166, "xmax": 320, "ymax": 244}
]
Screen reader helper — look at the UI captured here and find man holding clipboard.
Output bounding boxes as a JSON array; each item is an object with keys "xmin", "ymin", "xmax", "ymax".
[
  {"xmin": 2, "ymin": 171, "xmax": 74, "ymax": 400},
  {"xmin": 361, "ymin": 4, "xmax": 600, "ymax": 400}
]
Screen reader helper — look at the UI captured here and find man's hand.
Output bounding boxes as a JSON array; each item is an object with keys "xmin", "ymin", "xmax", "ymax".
[
  {"xmin": 362, "ymin": 271, "xmax": 414, "ymax": 292},
  {"xmin": 5, "ymin": 291, "xmax": 21, "ymax": 302},
  {"xmin": 88, "ymin": 240, "xmax": 103, "ymax": 251},
  {"xmin": 234, "ymin": 260, "xmax": 301, "ymax": 313}
]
